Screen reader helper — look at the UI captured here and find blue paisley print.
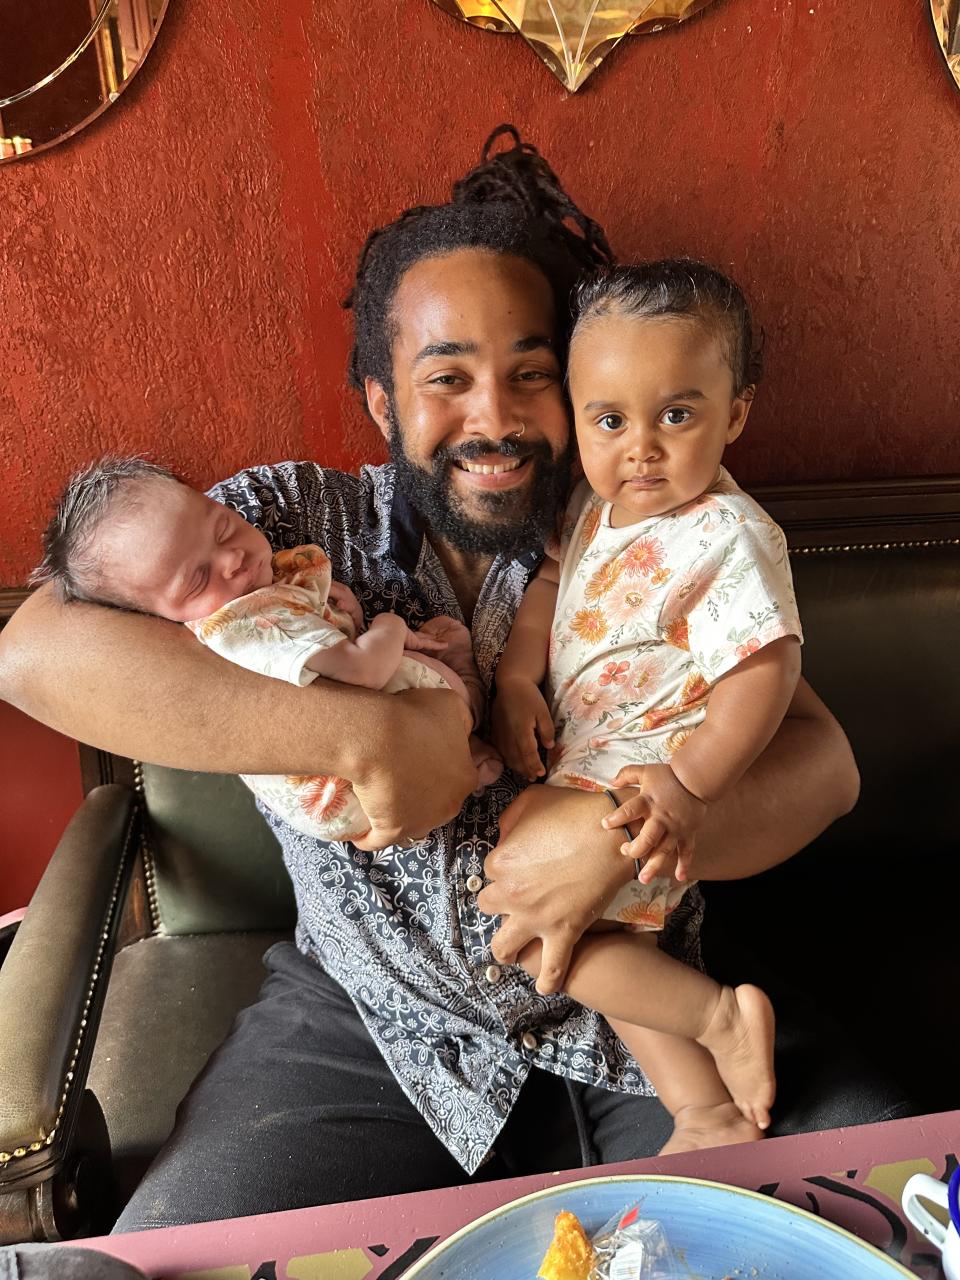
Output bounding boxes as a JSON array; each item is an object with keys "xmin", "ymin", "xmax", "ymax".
[{"xmin": 209, "ymin": 460, "xmax": 704, "ymax": 1174}]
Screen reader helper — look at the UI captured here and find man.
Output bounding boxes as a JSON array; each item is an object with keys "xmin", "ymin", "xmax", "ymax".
[{"xmin": 0, "ymin": 130, "xmax": 876, "ymax": 1229}]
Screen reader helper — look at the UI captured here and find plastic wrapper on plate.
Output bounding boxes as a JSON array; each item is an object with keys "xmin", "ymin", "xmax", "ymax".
[
  {"xmin": 589, "ymin": 1203, "xmax": 684, "ymax": 1279},
  {"xmin": 536, "ymin": 1204, "xmax": 684, "ymax": 1280}
]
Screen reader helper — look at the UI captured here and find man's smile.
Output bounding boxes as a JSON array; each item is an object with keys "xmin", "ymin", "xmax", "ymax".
[{"xmin": 452, "ymin": 454, "xmax": 532, "ymax": 491}]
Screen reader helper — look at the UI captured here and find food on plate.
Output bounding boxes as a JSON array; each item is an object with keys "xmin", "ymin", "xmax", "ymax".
[{"xmin": 537, "ymin": 1209, "xmax": 596, "ymax": 1280}]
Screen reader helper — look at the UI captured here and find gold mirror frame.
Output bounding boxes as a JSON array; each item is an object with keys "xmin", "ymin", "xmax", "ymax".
[
  {"xmin": 0, "ymin": 0, "xmax": 169, "ymax": 163},
  {"xmin": 431, "ymin": 1, "xmax": 719, "ymax": 91},
  {"xmin": 931, "ymin": 0, "xmax": 960, "ymax": 92}
]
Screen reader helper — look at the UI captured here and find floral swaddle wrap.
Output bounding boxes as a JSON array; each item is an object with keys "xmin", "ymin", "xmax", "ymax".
[
  {"xmin": 187, "ymin": 544, "xmax": 452, "ymax": 841},
  {"xmin": 545, "ymin": 469, "xmax": 803, "ymax": 931}
]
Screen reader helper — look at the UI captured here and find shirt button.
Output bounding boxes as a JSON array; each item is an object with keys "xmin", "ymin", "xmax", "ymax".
[
  {"xmin": 466, "ymin": 874, "xmax": 484, "ymax": 894},
  {"xmin": 485, "ymin": 964, "xmax": 501, "ymax": 984},
  {"xmin": 521, "ymin": 1030, "xmax": 539, "ymax": 1052}
]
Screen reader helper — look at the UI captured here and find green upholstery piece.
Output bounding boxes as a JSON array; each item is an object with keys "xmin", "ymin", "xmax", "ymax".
[
  {"xmin": 88, "ymin": 931, "xmax": 285, "ymax": 1207},
  {"xmin": 790, "ymin": 546, "xmax": 958, "ymax": 859},
  {"xmin": 139, "ymin": 765, "xmax": 296, "ymax": 936}
]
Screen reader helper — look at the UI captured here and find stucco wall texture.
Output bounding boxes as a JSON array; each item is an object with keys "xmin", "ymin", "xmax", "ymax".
[{"xmin": 1, "ymin": 0, "xmax": 958, "ymax": 585}]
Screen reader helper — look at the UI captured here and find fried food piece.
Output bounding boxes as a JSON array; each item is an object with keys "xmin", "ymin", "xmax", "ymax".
[{"xmin": 537, "ymin": 1209, "xmax": 595, "ymax": 1280}]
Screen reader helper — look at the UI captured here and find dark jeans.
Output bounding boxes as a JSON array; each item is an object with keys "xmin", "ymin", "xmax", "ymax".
[{"xmin": 114, "ymin": 941, "xmax": 911, "ymax": 1232}]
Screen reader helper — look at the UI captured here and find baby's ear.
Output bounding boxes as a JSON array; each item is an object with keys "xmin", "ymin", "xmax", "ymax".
[{"xmin": 726, "ymin": 392, "xmax": 753, "ymax": 444}]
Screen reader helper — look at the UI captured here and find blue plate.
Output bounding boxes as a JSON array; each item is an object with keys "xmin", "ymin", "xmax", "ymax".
[{"xmin": 402, "ymin": 1175, "xmax": 916, "ymax": 1279}]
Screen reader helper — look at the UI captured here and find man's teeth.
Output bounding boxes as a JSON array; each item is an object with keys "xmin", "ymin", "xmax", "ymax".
[{"xmin": 457, "ymin": 458, "xmax": 523, "ymax": 475}]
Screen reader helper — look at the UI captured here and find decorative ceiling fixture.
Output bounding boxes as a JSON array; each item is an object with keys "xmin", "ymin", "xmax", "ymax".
[{"xmin": 430, "ymin": 0, "xmax": 719, "ymax": 92}]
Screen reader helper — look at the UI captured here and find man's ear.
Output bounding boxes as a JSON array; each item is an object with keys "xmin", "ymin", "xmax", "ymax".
[
  {"xmin": 365, "ymin": 378, "xmax": 390, "ymax": 441},
  {"xmin": 726, "ymin": 392, "xmax": 753, "ymax": 445}
]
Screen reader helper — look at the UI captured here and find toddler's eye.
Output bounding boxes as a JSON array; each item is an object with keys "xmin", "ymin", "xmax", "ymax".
[
  {"xmin": 662, "ymin": 407, "xmax": 692, "ymax": 427},
  {"xmin": 597, "ymin": 413, "xmax": 625, "ymax": 432}
]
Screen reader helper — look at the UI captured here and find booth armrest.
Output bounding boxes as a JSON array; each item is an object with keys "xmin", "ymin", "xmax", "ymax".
[{"xmin": 0, "ymin": 785, "xmax": 139, "ymax": 1196}]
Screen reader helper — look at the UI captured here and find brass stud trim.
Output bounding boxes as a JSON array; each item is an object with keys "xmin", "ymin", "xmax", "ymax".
[
  {"xmin": 133, "ymin": 760, "xmax": 161, "ymax": 932},
  {"xmin": 790, "ymin": 537, "xmax": 960, "ymax": 556},
  {"xmin": 0, "ymin": 809, "xmax": 138, "ymax": 1167}
]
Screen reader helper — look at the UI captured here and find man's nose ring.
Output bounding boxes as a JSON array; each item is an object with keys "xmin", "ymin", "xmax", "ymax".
[{"xmin": 512, "ymin": 421, "xmax": 526, "ymax": 439}]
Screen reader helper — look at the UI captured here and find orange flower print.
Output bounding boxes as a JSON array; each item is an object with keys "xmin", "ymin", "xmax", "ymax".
[
  {"xmin": 619, "ymin": 536, "xmax": 664, "ymax": 578},
  {"xmin": 736, "ymin": 637, "xmax": 761, "ymax": 659},
  {"xmin": 665, "ymin": 728, "xmax": 693, "ymax": 756},
  {"xmin": 650, "ymin": 567, "xmax": 671, "ymax": 587},
  {"xmin": 598, "ymin": 660, "xmax": 630, "ymax": 688},
  {"xmin": 680, "ymin": 671, "xmax": 710, "ymax": 708},
  {"xmin": 580, "ymin": 505, "xmax": 602, "ymax": 551},
  {"xmin": 274, "ymin": 545, "xmax": 329, "ymax": 576},
  {"xmin": 662, "ymin": 617, "xmax": 690, "ymax": 650},
  {"xmin": 584, "ymin": 559, "xmax": 623, "ymax": 603},
  {"xmin": 293, "ymin": 774, "xmax": 353, "ymax": 820},
  {"xmin": 562, "ymin": 773, "xmax": 608, "ymax": 793},
  {"xmin": 606, "ymin": 580, "xmax": 647, "ymax": 626},
  {"xmin": 618, "ymin": 900, "xmax": 666, "ymax": 930},
  {"xmin": 570, "ymin": 608, "xmax": 608, "ymax": 644},
  {"xmin": 192, "ymin": 606, "xmax": 235, "ymax": 641}
]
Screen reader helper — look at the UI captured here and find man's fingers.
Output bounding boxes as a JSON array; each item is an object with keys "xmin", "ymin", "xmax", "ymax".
[
  {"xmin": 489, "ymin": 918, "xmax": 529, "ymax": 966},
  {"xmin": 534, "ymin": 932, "xmax": 574, "ymax": 996},
  {"xmin": 535, "ymin": 704, "xmax": 555, "ymax": 749}
]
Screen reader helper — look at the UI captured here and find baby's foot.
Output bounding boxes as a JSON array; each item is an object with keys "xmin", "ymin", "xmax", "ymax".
[
  {"xmin": 659, "ymin": 1101, "xmax": 764, "ymax": 1155},
  {"xmin": 470, "ymin": 735, "xmax": 503, "ymax": 790},
  {"xmin": 696, "ymin": 984, "xmax": 776, "ymax": 1129}
]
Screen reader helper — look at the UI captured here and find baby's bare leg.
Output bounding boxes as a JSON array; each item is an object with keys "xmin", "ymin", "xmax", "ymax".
[
  {"xmin": 607, "ymin": 1021, "xmax": 762, "ymax": 1154},
  {"xmin": 518, "ymin": 931, "xmax": 775, "ymax": 1130}
]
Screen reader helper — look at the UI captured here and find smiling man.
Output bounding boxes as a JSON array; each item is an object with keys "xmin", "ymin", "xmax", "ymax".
[{"xmin": 0, "ymin": 128, "xmax": 882, "ymax": 1230}]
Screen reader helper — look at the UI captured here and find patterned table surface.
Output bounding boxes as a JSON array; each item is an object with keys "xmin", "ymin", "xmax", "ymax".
[{"xmin": 75, "ymin": 1108, "xmax": 960, "ymax": 1280}]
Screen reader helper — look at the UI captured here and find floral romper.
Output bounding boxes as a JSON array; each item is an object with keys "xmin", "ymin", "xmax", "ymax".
[
  {"xmin": 545, "ymin": 468, "xmax": 803, "ymax": 931},
  {"xmin": 187, "ymin": 544, "xmax": 454, "ymax": 841}
]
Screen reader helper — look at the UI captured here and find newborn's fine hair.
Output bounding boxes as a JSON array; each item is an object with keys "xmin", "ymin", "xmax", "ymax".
[{"xmin": 31, "ymin": 456, "xmax": 180, "ymax": 608}]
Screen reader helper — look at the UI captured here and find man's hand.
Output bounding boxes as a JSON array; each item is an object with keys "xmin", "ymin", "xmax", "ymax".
[
  {"xmin": 349, "ymin": 687, "xmax": 478, "ymax": 851},
  {"xmin": 603, "ymin": 763, "xmax": 706, "ymax": 883},
  {"xmin": 477, "ymin": 785, "xmax": 632, "ymax": 995},
  {"xmin": 491, "ymin": 677, "xmax": 555, "ymax": 780}
]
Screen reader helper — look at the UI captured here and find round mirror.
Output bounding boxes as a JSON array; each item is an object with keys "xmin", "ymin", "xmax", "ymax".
[
  {"xmin": 0, "ymin": 0, "xmax": 169, "ymax": 163},
  {"xmin": 931, "ymin": 0, "xmax": 960, "ymax": 92}
]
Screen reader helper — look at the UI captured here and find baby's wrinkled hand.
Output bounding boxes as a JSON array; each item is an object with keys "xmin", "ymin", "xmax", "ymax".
[
  {"xmin": 492, "ymin": 678, "xmax": 555, "ymax": 781},
  {"xmin": 602, "ymin": 763, "xmax": 706, "ymax": 883},
  {"xmin": 404, "ymin": 628, "xmax": 448, "ymax": 653}
]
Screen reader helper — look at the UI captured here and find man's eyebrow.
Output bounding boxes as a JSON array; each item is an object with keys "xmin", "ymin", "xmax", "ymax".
[
  {"xmin": 513, "ymin": 334, "xmax": 555, "ymax": 353},
  {"xmin": 412, "ymin": 341, "xmax": 478, "ymax": 365}
]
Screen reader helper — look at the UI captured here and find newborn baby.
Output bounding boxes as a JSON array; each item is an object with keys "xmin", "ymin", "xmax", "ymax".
[{"xmin": 33, "ymin": 457, "xmax": 501, "ymax": 841}]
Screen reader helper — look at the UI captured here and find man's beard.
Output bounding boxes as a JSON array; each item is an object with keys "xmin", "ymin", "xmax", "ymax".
[{"xmin": 387, "ymin": 409, "xmax": 572, "ymax": 559}]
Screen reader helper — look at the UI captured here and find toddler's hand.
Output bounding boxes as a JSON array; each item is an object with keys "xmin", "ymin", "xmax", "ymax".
[
  {"xmin": 492, "ymin": 678, "xmax": 555, "ymax": 781},
  {"xmin": 602, "ymin": 763, "xmax": 706, "ymax": 883}
]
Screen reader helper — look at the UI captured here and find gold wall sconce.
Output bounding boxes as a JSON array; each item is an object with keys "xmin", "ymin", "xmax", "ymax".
[
  {"xmin": 431, "ymin": 1, "xmax": 719, "ymax": 91},
  {"xmin": 931, "ymin": 0, "xmax": 960, "ymax": 94}
]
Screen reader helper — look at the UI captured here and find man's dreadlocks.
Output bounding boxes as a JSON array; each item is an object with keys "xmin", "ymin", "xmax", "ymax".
[{"xmin": 344, "ymin": 125, "xmax": 614, "ymax": 400}]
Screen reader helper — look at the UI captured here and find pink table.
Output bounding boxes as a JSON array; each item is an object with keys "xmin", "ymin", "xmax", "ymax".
[{"xmin": 75, "ymin": 1109, "xmax": 960, "ymax": 1279}]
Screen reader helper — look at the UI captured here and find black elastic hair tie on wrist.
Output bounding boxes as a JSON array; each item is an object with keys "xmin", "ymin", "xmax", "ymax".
[{"xmin": 604, "ymin": 789, "xmax": 644, "ymax": 882}]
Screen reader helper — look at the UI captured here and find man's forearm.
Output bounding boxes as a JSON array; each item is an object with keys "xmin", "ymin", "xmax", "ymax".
[
  {"xmin": 0, "ymin": 586, "xmax": 389, "ymax": 776},
  {"xmin": 692, "ymin": 676, "xmax": 859, "ymax": 881}
]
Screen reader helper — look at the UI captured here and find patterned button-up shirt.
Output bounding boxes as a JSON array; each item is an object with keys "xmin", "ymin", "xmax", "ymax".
[{"xmin": 210, "ymin": 460, "xmax": 703, "ymax": 1174}]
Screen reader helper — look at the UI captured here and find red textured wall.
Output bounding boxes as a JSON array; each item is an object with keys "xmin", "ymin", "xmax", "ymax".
[{"xmin": 1, "ymin": 0, "xmax": 959, "ymax": 588}]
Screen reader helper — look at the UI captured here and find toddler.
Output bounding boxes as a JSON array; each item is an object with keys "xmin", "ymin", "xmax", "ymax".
[
  {"xmin": 493, "ymin": 260, "xmax": 803, "ymax": 1153},
  {"xmin": 33, "ymin": 458, "xmax": 501, "ymax": 842}
]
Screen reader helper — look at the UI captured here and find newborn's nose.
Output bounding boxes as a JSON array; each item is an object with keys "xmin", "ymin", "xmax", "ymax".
[{"xmin": 221, "ymin": 546, "xmax": 245, "ymax": 577}]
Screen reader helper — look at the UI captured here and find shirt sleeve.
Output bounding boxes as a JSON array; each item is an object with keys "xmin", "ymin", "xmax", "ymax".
[
  {"xmin": 206, "ymin": 462, "xmax": 325, "ymax": 553},
  {"xmin": 675, "ymin": 516, "xmax": 803, "ymax": 683}
]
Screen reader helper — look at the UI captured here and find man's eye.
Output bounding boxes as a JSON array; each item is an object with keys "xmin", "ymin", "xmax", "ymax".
[
  {"xmin": 662, "ymin": 407, "xmax": 692, "ymax": 427},
  {"xmin": 428, "ymin": 374, "xmax": 460, "ymax": 386},
  {"xmin": 597, "ymin": 413, "xmax": 625, "ymax": 432},
  {"xmin": 516, "ymin": 369, "xmax": 550, "ymax": 382}
]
